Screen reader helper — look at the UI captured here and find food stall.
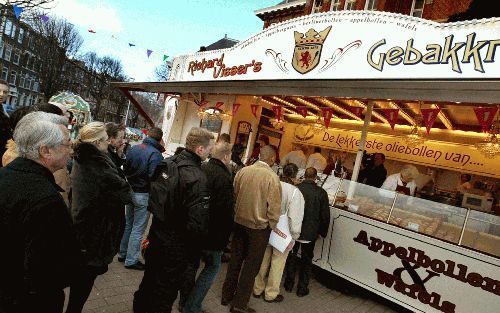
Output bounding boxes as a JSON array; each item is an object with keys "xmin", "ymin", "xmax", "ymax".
[
  {"xmin": 49, "ymin": 91, "xmax": 92, "ymax": 139},
  {"xmin": 112, "ymin": 11, "xmax": 500, "ymax": 313}
]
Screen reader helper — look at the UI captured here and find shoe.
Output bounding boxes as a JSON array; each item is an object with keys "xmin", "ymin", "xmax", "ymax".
[
  {"xmin": 230, "ymin": 306, "xmax": 256, "ymax": 313},
  {"xmin": 296, "ymin": 289, "xmax": 309, "ymax": 297},
  {"xmin": 117, "ymin": 256, "xmax": 125, "ymax": 263},
  {"xmin": 264, "ymin": 294, "xmax": 284, "ymax": 303},
  {"xmin": 221, "ymin": 298, "xmax": 232, "ymax": 306},
  {"xmin": 125, "ymin": 261, "xmax": 145, "ymax": 270},
  {"xmin": 252, "ymin": 292, "xmax": 261, "ymax": 299},
  {"xmin": 284, "ymin": 283, "xmax": 293, "ymax": 293}
]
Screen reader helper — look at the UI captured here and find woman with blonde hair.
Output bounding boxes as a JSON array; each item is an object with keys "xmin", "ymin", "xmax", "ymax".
[{"xmin": 66, "ymin": 122, "xmax": 132, "ymax": 313}]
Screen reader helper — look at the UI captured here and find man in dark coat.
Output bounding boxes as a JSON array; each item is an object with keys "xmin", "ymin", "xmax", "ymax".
[
  {"xmin": 180, "ymin": 142, "xmax": 235, "ymax": 313},
  {"xmin": 358, "ymin": 153, "xmax": 387, "ymax": 188},
  {"xmin": 284, "ymin": 167, "xmax": 330, "ymax": 297},
  {"xmin": 133, "ymin": 127, "xmax": 215, "ymax": 313},
  {"xmin": 0, "ymin": 80, "xmax": 12, "ymax": 166},
  {"xmin": 0, "ymin": 112, "xmax": 81, "ymax": 312},
  {"xmin": 119, "ymin": 128, "xmax": 164, "ymax": 270}
]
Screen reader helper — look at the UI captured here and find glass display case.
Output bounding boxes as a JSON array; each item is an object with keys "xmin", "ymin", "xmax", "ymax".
[{"xmin": 328, "ymin": 179, "xmax": 500, "ymax": 258}]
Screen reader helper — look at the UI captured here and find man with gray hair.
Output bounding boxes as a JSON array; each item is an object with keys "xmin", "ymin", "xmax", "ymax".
[
  {"xmin": 0, "ymin": 112, "xmax": 81, "ymax": 312},
  {"xmin": 222, "ymin": 145, "xmax": 282, "ymax": 313}
]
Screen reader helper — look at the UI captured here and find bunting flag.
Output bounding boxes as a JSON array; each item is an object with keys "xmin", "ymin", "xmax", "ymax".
[
  {"xmin": 147, "ymin": 49, "xmax": 153, "ymax": 58},
  {"xmin": 321, "ymin": 107, "xmax": 334, "ymax": 128},
  {"xmin": 111, "ymin": 34, "xmax": 117, "ymax": 39},
  {"xmin": 40, "ymin": 15, "xmax": 49, "ymax": 23},
  {"xmin": 347, "ymin": 106, "xmax": 364, "ymax": 118},
  {"xmin": 88, "ymin": 29, "xmax": 96, "ymax": 34},
  {"xmin": 272, "ymin": 105, "xmax": 283, "ymax": 121},
  {"xmin": 381, "ymin": 108, "xmax": 399, "ymax": 130},
  {"xmin": 163, "ymin": 55, "xmax": 169, "ymax": 62},
  {"xmin": 421, "ymin": 108, "xmax": 440, "ymax": 134},
  {"xmin": 128, "ymin": 43, "xmax": 136, "ymax": 47},
  {"xmin": 215, "ymin": 102, "xmax": 224, "ymax": 109},
  {"xmin": 474, "ymin": 107, "xmax": 498, "ymax": 132},
  {"xmin": 13, "ymin": 5, "xmax": 23, "ymax": 20},
  {"xmin": 251, "ymin": 104, "xmax": 260, "ymax": 118},
  {"xmin": 296, "ymin": 106, "xmax": 308, "ymax": 118},
  {"xmin": 232, "ymin": 103, "xmax": 241, "ymax": 116}
]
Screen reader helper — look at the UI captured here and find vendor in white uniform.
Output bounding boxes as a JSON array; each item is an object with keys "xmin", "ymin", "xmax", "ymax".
[
  {"xmin": 305, "ymin": 147, "xmax": 327, "ymax": 172},
  {"xmin": 381, "ymin": 165, "xmax": 419, "ymax": 196},
  {"xmin": 281, "ymin": 145, "xmax": 308, "ymax": 169}
]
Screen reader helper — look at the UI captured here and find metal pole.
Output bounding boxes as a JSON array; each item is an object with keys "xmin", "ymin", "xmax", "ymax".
[
  {"xmin": 458, "ymin": 209, "xmax": 471, "ymax": 246},
  {"xmin": 124, "ymin": 99, "xmax": 131, "ymax": 126},
  {"xmin": 347, "ymin": 101, "xmax": 373, "ymax": 199},
  {"xmin": 351, "ymin": 101, "xmax": 374, "ymax": 182},
  {"xmin": 386, "ymin": 193, "xmax": 398, "ymax": 224}
]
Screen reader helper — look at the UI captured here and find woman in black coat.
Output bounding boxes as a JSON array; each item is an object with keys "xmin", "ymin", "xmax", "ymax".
[{"xmin": 66, "ymin": 122, "xmax": 132, "ymax": 313}]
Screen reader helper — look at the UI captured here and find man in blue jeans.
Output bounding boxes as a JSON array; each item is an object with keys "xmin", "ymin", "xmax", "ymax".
[
  {"xmin": 119, "ymin": 128, "xmax": 164, "ymax": 270},
  {"xmin": 181, "ymin": 141, "xmax": 235, "ymax": 313}
]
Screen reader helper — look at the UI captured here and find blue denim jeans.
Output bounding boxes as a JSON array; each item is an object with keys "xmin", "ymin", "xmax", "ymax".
[
  {"xmin": 119, "ymin": 192, "xmax": 150, "ymax": 266},
  {"xmin": 183, "ymin": 250, "xmax": 223, "ymax": 313}
]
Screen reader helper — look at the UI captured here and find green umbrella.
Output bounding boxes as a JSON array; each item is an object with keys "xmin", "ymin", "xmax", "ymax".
[{"xmin": 49, "ymin": 91, "xmax": 90, "ymax": 112}]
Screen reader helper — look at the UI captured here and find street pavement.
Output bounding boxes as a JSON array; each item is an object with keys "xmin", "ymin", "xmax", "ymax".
[{"xmin": 64, "ymin": 256, "xmax": 404, "ymax": 313}]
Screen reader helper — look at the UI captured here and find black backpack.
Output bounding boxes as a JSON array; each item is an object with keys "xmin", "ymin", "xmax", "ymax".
[{"xmin": 148, "ymin": 156, "xmax": 183, "ymax": 222}]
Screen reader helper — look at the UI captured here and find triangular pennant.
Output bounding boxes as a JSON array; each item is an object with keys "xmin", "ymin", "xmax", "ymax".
[
  {"xmin": 13, "ymin": 5, "xmax": 23, "ymax": 20},
  {"xmin": 347, "ymin": 106, "xmax": 364, "ymax": 118},
  {"xmin": 251, "ymin": 104, "xmax": 260, "ymax": 118},
  {"xmin": 474, "ymin": 107, "xmax": 498, "ymax": 132},
  {"xmin": 163, "ymin": 55, "xmax": 169, "ymax": 62},
  {"xmin": 128, "ymin": 43, "xmax": 136, "ymax": 47},
  {"xmin": 296, "ymin": 106, "xmax": 308, "ymax": 118},
  {"xmin": 88, "ymin": 29, "xmax": 96, "ymax": 34},
  {"xmin": 421, "ymin": 108, "xmax": 440, "ymax": 134},
  {"xmin": 40, "ymin": 14, "xmax": 49, "ymax": 23},
  {"xmin": 272, "ymin": 105, "xmax": 283, "ymax": 121},
  {"xmin": 321, "ymin": 107, "xmax": 334, "ymax": 128},
  {"xmin": 111, "ymin": 34, "xmax": 117, "ymax": 39},
  {"xmin": 381, "ymin": 108, "xmax": 399, "ymax": 130},
  {"xmin": 147, "ymin": 49, "xmax": 153, "ymax": 58},
  {"xmin": 232, "ymin": 103, "xmax": 241, "ymax": 116},
  {"xmin": 215, "ymin": 102, "xmax": 224, "ymax": 109}
]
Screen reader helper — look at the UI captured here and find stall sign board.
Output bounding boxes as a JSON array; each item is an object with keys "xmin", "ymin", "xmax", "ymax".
[
  {"xmin": 292, "ymin": 125, "xmax": 500, "ymax": 179},
  {"xmin": 313, "ymin": 208, "xmax": 500, "ymax": 313},
  {"xmin": 169, "ymin": 11, "xmax": 500, "ymax": 82}
]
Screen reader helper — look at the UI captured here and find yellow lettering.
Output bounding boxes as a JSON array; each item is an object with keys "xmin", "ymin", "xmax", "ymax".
[
  {"xmin": 386, "ymin": 47, "xmax": 404, "ymax": 65},
  {"xmin": 441, "ymin": 35, "xmax": 466, "ymax": 73},
  {"xmin": 462, "ymin": 33, "xmax": 488, "ymax": 73},
  {"xmin": 404, "ymin": 39, "xmax": 423, "ymax": 65},
  {"xmin": 484, "ymin": 39, "xmax": 500, "ymax": 62},
  {"xmin": 367, "ymin": 39, "xmax": 386, "ymax": 71}
]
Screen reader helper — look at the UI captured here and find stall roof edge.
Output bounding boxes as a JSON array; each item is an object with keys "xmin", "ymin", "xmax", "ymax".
[{"xmin": 111, "ymin": 79, "xmax": 500, "ymax": 104}]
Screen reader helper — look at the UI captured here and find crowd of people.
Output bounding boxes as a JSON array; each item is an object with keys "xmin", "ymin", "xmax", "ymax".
[{"xmin": 0, "ymin": 77, "xmax": 332, "ymax": 313}]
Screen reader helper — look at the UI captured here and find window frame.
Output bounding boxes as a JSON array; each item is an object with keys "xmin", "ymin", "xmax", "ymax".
[
  {"xmin": 18, "ymin": 28, "xmax": 24, "ymax": 44},
  {"xmin": 344, "ymin": 0, "xmax": 357, "ymax": 10},
  {"xmin": 13, "ymin": 49, "xmax": 20, "ymax": 65},
  {"xmin": 311, "ymin": 0, "xmax": 324, "ymax": 14},
  {"xmin": 1, "ymin": 67, "xmax": 8, "ymax": 80},
  {"xmin": 365, "ymin": 0, "xmax": 378, "ymax": 11},
  {"xmin": 4, "ymin": 44, "xmax": 13, "ymax": 61},
  {"xmin": 330, "ymin": 0, "xmax": 341, "ymax": 11},
  {"xmin": 410, "ymin": 0, "xmax": 425, "ymax": 17},
  {"xmin": 9, "ymin": 70, "xmax": 17, "ymax": 85}
]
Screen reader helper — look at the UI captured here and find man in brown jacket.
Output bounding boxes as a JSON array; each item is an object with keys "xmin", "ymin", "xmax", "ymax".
[{"xmin": 222, "ymin": 145, "xmax": 282, "ymax": 313}]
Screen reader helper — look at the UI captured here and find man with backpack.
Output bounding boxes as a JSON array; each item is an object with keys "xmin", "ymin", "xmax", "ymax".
[
  {"xmin": 133, "ymin": 127, "xmax": 214, "ymax": 313},
  {"xmin": 119, "ymin": 128, "xmax": 164, "ymax": 270}
]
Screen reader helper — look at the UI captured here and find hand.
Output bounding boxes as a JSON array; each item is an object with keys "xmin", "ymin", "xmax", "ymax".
[
  {"xmin": 286, "ymin": 240, "xmax": 295, "ymax": 251},
  {"xmin": 117, "ymin": 143, "xmax": 126, "ymax": 157}
]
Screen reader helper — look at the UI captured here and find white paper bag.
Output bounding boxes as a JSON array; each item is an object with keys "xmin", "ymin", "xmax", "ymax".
[{"xmin": 269, "ymin": 213, "xmax": 292, "ymax": 253}]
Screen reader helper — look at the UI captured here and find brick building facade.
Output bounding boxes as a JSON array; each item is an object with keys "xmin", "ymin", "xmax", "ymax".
[{"xmin": 255, "ymin": 0, "xmax": 474, "ymax": 28}]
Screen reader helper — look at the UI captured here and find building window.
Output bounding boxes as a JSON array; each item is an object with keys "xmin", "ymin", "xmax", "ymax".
[
  {"xmin": 9, "ymin": 71, "xmax": 17, "ymax": 85},
  {"xmin": 365, "ymin": 0, "xmax": 378, "ymax": 10},
  {"xmin": 10, "ymin": 24, "xmax": 17, "ymax": 39},
  {"xmin": 33, "ymin": 81, "xmax": 39, "ymax": 92},
  {"xmin": 311, "ymin": 0, "xmax": 323, "ymax": 13},
  {"xmin": 1, "ymin": 67, "xmax": 8, "ymax": 80},
  {"xmin": 19, "ymin": 93, "xmax": 25, "ymax": 107},
  {"xmin": 4, "ymin": 20, "xmax": 12, "ymax": 36},
  {"xmin": 13, "ymin": 50, "xmax": 20, "ymax": 65},
  {"xmin": 20, "ymin": 73, "xmax": 25, "ymax": 88},
  {"xmin": 330, "ymin": 0, "xmax": 341, "ymax": 11},
  {"xmin": 411, "ymin": 0, "xmax": 425, "ymax": 17},
  {"xmin": 345, "ymin": 0, "xmax": 357, "ymax": 10},
  {"xmin": 4, "ymin": 44, "xmax": 12, "ymax": 61},
  {"xmin": 18, "ymin": 28, "xmax": 24, "ymax": 44}
]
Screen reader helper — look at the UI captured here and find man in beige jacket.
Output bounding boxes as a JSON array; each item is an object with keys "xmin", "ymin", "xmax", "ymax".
[{"xmin": 222, "ymin": 145, "xmax": 282, "ymax": 313}]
